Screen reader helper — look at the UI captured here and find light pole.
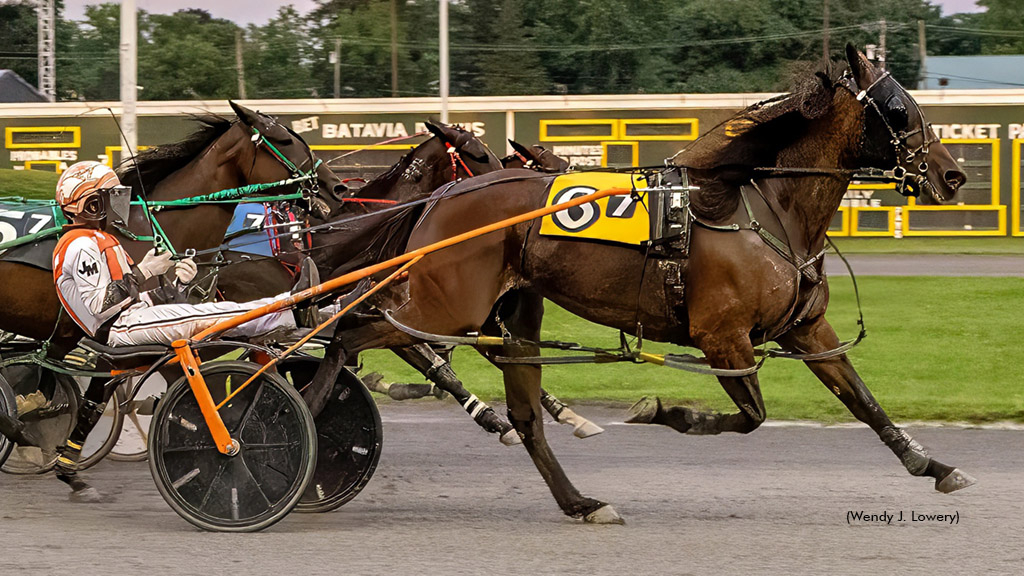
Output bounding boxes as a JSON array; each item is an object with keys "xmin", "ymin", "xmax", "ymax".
[
  {"xmin": 439, "ymin": 0, "xmax": 449, "ymax": 124},
  {"xmin": 120, "ymin": 0, "xmax": 138, "ymax": 158}
]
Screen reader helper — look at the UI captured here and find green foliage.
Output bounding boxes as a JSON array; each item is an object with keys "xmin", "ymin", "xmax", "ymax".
[
  {"xmin": 0, "ymin": 0, "xmax": 40, "ymax": 87},
  {"xmin": 244, "ymin": 6, "xmax": 316, "ymax": 99},
  {"xmin": 0, "ymin": 0, "xmax": 1015, "ymax": 100},
  {"xmin": 139, "ymin": 10, "xmax": 241, "ymax": 100}
]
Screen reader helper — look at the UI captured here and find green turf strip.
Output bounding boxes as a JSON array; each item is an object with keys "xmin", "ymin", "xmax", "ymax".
[
  {"xmin": 360, "ymin": 276, "xmax": 1024, "ymax": 423},
  {"xmin": 0, "ymin": 169, "xmax": 60, "ymax": 200}
]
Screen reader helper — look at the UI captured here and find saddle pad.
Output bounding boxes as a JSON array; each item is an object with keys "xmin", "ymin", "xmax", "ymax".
[
  {"xmin": 0, "ymin": 238, "xmax": 57, "ymax": 271},
  {"xmin": 225, "ymin": 203, "xmax": 275, "ymax": 257},
  {"xmin": 539, "ymin": 172, "xmax": 649, "ymax": 246}
]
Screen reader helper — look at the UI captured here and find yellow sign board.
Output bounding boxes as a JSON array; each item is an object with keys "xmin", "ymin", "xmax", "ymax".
[{"xmin": 539, "ymin": 172, "xmax": 649, "ymax": 246}]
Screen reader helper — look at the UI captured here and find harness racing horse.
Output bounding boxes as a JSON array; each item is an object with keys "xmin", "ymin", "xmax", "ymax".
[{"xmin": 302, "ymin": 46, "xmax": 974, "ymax": 523}]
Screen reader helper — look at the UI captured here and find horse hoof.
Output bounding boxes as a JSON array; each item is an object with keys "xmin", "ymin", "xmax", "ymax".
[
  {"xmin": 387, "ymin": 383, "xmax": 434, "ymax": 401},
  {"xmin": 935, "ymin": 468, "xmax": 977, "ymax": 494},
  {"xmin": 624, "ymin": 396, "xmax": 660, "ymax": 424},
  {"xmin": 68, "ymin": 487, "xmax": 110, "ymax": 504},
  {"xmin": 584, "ymin": 504, "xmax": 625, "ymax": 525},
  {"xmin": 499, "ymin": 429, "xmax": 523, "ymax": 446},
  {"xmin": 573, "ymin": 420, "xmax": 605, "ymax": 439}
]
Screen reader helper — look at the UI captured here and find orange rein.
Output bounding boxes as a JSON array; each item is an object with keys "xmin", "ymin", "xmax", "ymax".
[
  {"xmin": 179, "ymin": 185, "xmax": 631, "ymax": 454},
  {"xmin": 192, "ymin": 185, "xmax": 632, "ymax": 343}
]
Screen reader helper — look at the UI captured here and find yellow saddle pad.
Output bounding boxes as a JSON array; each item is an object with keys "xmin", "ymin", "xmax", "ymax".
[{"xmin": 539, "ymin": 172, "xmax": 649, "ymax": 246}]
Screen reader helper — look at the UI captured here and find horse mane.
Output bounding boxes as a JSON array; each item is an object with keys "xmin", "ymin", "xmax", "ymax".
[
  {"xmin": 351, "ymin": 141, "xmax": 426, "ymax": 200},
  {"xmin": 677, "ymin": 61, "xmax": 844, "ymax": 221},
  {"xmin": 116, "ymin": 115, "xmax": 235, "ymax": 196}
]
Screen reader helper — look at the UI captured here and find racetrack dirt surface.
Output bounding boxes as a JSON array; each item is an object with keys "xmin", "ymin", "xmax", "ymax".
[
  {"xmin": 824, "ymin": 254, "xmax": 1024, "ymax": 276},
  {"xmin": 1, "ymin": 403, "xmax": 1021, "ymax": 576}
]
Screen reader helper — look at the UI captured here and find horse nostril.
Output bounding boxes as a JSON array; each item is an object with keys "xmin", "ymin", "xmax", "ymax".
[{"xmin": 944, "ymin": 170, "xmax": 966, "ymax": 191}]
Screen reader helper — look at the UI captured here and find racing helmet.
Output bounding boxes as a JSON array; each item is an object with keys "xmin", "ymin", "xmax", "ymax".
[{"xmin": 56, "ymin": 161, "xmax": 120, "ymax": 223}]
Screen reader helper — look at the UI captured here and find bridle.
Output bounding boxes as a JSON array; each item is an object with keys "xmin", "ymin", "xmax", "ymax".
[
  {"xmin": 247, "ymin": 122, "xmax": 331, "ymax": 213},
  {"xmin": 835, "ymin": 70, "xmax": 941, "ymax": 199}
]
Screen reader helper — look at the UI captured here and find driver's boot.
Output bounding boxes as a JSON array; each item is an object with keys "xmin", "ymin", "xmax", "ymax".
[
  {"xmin": 54, "ymin": 398, "xmax": 108, "ymax": 503},
  {"xmin": 292, "ymin": 257, "xmax": 320, "ymax": 329}
]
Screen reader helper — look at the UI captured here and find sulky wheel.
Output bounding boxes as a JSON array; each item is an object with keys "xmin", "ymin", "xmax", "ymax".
[
  {"xmin": 1, "ymin": 366, "xmax": 79, "ymax": 475},
  {"xmin": 0, "ymin": 374, "xmax": 15, "ymax": 468},
  {"xmin": 274, "ymin": 358, "xmax": 383, "ymax": 513},
  {"xmin": 148, "ymin": 361, "xmax": 317, "ymax": 532}
]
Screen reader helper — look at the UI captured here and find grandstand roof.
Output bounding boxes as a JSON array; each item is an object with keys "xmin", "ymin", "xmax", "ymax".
[
  {"xmin": 922, "ymin": 55, "xmax": 1024, "ymax": 90},
  {"xmin": 0, "ymin": 70, "xmax": 49, "ymax": 103}
]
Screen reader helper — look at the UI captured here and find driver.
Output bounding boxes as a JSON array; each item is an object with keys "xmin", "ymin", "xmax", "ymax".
[
  {"xmin": 52, "ymin": 161, "xmax": 318, "ymax": 347},
  {"xmin": 45, "ymin": 161, "xmax": 320, "ymax": 496}
]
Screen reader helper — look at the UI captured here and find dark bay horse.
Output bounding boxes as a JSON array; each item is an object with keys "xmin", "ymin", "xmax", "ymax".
[{"xmin": 305, "ymin": 46, "xmax": 973, "ymax": 523}]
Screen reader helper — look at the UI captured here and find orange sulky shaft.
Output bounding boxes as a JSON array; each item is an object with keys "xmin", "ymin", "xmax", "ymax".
[{"xmin": 192, "ymin": 186, "xmax": 632, "ymax": 343}]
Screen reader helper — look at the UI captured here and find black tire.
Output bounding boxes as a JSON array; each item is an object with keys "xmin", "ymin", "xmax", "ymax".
[
  {"xmin": 79, "ymin": 385, "xmax": 126, "ymax": 470},
  {"xmin": 148, "ymin": 361, "xmax": 317, "ymax": 532},
  {"xmin": 1, "ymin": 367, "xmax": 79, "ymax": 475},
  {"xmin": 0, "ymin": 374, "xmax": 15, "ymax": 468},
  {"xmin": 274, "ymin": 359, "xmax": 383, "ymax": 513}
]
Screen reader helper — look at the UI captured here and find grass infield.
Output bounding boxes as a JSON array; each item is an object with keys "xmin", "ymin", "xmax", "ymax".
[
  {"xmin": 0, "ymin": 169, "xmax": 59, "ymax": 200},
  {"xmin": 360, "ymin": 276, "xmax": 1024, "ymax": 423}
]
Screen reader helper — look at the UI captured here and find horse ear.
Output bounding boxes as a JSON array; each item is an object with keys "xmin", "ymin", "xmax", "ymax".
[
  {"xmin": 230, "ymin": 101, "xmax": 262, "ymax": 128},
  {"xmin": 424, "ymin": 121, "xmax": 447, "ymax": 140},
  {"xmin": 846, "ymin": 43, "xmax": 877, "ymax": 89},
  {"xmin": 509, "ymin": 139, "xmax": 535, "ymax": 160}
]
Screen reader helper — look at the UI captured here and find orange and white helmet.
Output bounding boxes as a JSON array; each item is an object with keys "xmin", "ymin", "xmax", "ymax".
[{"xmin": 56, "ymin": 161, "xmax": 120, "ymax": 220}]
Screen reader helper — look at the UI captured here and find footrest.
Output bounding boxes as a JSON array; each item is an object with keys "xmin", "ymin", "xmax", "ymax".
[{"xmin": 75, "ymin": 339, "xmax": 171, "ymax": 369}]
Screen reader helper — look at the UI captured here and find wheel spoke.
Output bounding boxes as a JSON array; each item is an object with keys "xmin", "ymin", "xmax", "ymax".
[
  {"xmin": 230, "ymin": 380, "xmax": 264, "ymax": 436},
  {"xmin": 128, "ymin": 412, "xmax": 149, "ymax": 444},
  {"xmin": 161, "ymin": 444, "xmax": 219, "ymax": 453},
  {"xmin": 197, "ymin": 460, "xmax": 229, "ymax": 513},
  {"xmin": 239, "ymin": 458, "xmax": 273, "ymax": 507},
  {"xmin": 244, "ymin": 441, "xmax": 301, "ymax": 450}
]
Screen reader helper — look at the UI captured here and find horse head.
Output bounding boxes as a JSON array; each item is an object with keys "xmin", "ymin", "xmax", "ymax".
[
  {"xmin": 229, "ymin": 101, "xmax": 344, "ymax": 218},
  {"xmin": 502, "ymin": 140, "xmax": 570, "ymax": 173},
  {"xmin": 423, "ymin": 121, "xmax": 503, "ymax": 178},
  {"xmin": 840, "ymin": 45, "xmax": 966, "ymax": 204}
]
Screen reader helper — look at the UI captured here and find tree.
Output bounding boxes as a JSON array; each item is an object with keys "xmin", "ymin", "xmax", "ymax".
[
  {"xmin": 0, "ymin": 1, "xmax": 44, "ymax": 87},
  {"xmin": 60, "ymin": 3, "xmax": 123, "ymax": 100},
  {"xmin": 244, "ymin": 6, "xmax": 316, "ymax": 99},
  {"xmin": 138, "ymin": 9, "xmax": 241, "ymax": 100}
]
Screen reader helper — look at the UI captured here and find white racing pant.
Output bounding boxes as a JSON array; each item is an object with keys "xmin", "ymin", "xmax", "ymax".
[{"xmin": 107, "ymin": 293, "xmax": 296, "ymax": 347}]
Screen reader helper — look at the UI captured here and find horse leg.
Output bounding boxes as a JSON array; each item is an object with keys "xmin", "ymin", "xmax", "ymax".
[
  {"xmin": 776, "ymin": 316, "xmax": 975, "ymax": 493},
  {"xmin": 540, "ymin": 390, "xmax": 605, "ymax": 438},
  {"xmin": 627, "ymin": 330, "xmax": 767, "ymax": 435},
  {"xmin": 54, "ymin": 376, "xmax": 121, "ymax": 503},
  {"xmin": 377, "ymin": 344, "xmax": 449, "ymax": 401},
  {"xmin": 491, "ymin": 291, "xmax": 622, "ymax": 523},
  {"xmin": 391, "ymin": 344, "xmax": 521, "ymax": 445}
]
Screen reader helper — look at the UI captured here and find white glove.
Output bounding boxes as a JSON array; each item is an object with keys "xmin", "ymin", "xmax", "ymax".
[
  {"xmin": 174, "ymin": 257, "xmax": 198, "ymax": 285},
  {"xmin": 136, "ymin": 249, "xmax": 174, "ymax": 280}
]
